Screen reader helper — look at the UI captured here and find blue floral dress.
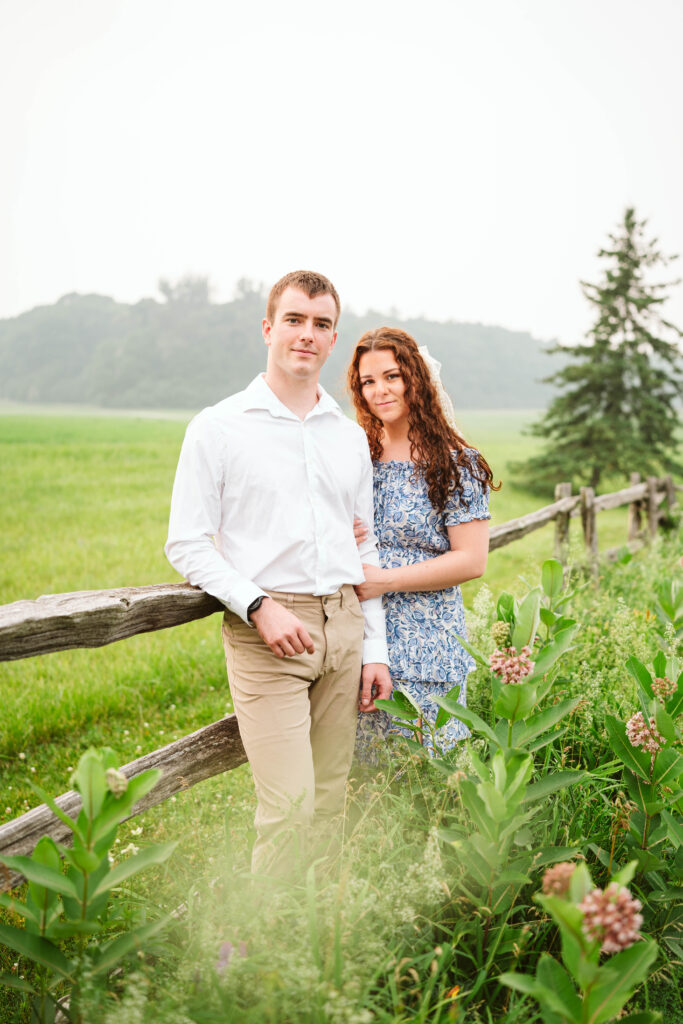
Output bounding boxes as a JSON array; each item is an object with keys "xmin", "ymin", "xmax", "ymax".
[{"xmin": 355, "ymin": 450, "xmax": 490, "ymax": 760}]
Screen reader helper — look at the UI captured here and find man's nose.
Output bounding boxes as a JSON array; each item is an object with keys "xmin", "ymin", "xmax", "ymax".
[{"xmin": 298, "ymin": 319, "xmax": 314, "ymax": 340}]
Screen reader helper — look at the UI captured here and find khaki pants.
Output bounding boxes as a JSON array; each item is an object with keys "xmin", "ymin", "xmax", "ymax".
[{"xmin": 221, "ymin": 585, "xmax": 364, "ymax": 875}]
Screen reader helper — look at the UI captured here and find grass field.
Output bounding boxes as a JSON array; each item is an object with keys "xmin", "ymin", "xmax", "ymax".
[
  {"xmin": 1, "ymin": 406, "xmax": 682, "ymax": 1022},
  {"xmin": 0, "ymin": 407, "xmax": 641, "ymax": 794}
]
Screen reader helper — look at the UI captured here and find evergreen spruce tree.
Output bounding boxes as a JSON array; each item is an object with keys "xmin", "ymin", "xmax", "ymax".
[{"xmin": 515, "ymin": 208, "xmax": 683, "ymax": 494}]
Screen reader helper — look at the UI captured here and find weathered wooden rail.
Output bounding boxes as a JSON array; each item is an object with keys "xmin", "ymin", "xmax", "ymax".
[{"xmin": 0, "ymin": 472, "xmax": 679, "ymax": 888}]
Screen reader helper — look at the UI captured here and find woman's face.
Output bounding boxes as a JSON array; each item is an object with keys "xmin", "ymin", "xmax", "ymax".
[{"xmin": 358, "ymin": 349, "xmax": 409, "ymax": 427}]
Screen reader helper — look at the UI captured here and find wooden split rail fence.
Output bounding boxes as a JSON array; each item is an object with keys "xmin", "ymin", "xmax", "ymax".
[{"xmin": 0, "ymin": 472, "xmax": 679, "ymax": 888}]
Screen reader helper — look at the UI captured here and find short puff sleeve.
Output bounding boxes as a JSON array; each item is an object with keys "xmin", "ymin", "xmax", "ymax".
[{"xmin": 444, "ymin": 449, "xmax": 491, "ymax": 526}]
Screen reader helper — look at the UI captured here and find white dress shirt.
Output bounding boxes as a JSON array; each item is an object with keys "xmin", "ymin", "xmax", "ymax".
[{"xmin": 165, "ymin": 374, "xmax": 388, "ymax": 665}]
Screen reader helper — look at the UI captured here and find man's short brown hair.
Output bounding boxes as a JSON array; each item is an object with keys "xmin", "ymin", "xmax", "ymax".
[{"xmin": 266, "ymin": 270, "xmax": 341, "ymax": 327}]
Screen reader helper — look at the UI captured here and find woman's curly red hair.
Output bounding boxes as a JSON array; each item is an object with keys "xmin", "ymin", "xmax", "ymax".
[{"xmin": 347, "ymin": 327, "xmax": 499, "ymax": 514}]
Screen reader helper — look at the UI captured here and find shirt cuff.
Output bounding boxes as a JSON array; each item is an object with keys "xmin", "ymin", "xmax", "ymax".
[
  {"xmin": 362, "ymin": 638, "xmax": 389, "ymax": 666},
  {"xmin": 226, "ymin": 580, "xmax": 269, "ymax": 625}
]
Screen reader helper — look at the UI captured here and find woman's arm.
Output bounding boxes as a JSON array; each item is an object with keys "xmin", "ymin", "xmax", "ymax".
[{"xmin": 354, "ymin": 519, "xmax": 489, "ymax": 602}]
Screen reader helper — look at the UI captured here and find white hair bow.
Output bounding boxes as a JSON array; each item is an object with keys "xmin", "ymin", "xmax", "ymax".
[{"xmin": 418, "ymin": 345, "xmax": 461, "ymax": 437}]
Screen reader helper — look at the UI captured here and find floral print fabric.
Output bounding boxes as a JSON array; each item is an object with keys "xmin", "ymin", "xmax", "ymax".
[{"xmin": 356, "ymin": 450, "xmax": 490, "ymax": 759}]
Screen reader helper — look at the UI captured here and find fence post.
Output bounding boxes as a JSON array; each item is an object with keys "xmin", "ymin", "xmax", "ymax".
[
  {"xmin": 580, "ymin": 486, "xmax": 598, "ymax": 571},
  {"xmin": 663, "ymin": 474, "xmax": 677, "ymax": 512},
  {"xmin": 554, "ymin": 482, "xmax": 572, "ymax": 563},
  {"xmin": 645, "ymin": 476, "xmax": 659, "ymax": 538},
  {"xmin": 627, "ymin": 472, "xmax": 642, "ymax": 541}
]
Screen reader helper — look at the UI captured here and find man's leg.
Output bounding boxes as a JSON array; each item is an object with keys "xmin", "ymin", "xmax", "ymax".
[
  {"xmin": 222, "ymin": 594, "xmax": 326, "ymax": 875},
  {"xmin": 307, "ymin": 585, "xmax": 365, "ymax": 825}
]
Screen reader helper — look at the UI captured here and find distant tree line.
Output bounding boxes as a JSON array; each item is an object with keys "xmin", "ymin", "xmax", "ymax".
[{"xmin": 0, "ymin": 280, "xmax": 560, "ymax": 412}]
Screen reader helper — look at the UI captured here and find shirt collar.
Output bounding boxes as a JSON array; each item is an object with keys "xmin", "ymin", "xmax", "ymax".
[{"xmin": 242, "ymin": 374, "xmax": 343, "ymax": 420}]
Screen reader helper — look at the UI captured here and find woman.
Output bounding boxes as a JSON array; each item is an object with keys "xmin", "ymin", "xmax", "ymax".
[{"xmin": 347, "ymin": 327, "xmax": 497, "ymax": 759}]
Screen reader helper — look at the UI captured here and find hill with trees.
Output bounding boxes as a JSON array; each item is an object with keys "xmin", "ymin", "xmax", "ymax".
[{"xmin": 0, "ymin": 279, "xmax": 560, "ymax": 411}]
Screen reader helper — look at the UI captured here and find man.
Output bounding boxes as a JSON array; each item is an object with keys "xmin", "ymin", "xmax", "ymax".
[{"xmin": 165, "ymin": 270, "xmax": 391, "ymax": 873}]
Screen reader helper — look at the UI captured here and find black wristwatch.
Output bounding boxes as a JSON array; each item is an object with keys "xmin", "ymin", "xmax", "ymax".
[{"xmin": 247, "ymin": 596, "xmax": 265, "ymax": 621}]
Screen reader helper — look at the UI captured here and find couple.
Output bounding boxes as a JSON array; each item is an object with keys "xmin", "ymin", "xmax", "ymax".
[{"xmin": 165, "ymin": 270, "xmax": 494, "ymax": 875}]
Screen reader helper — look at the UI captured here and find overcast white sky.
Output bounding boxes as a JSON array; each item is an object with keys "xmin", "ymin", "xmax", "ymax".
[{"xmin": 1, "ymin": 0, "xmax": 682, "ymax": 342}]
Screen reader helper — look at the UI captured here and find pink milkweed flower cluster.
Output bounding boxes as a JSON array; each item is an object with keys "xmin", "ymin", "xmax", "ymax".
[
  {"xmin": 489, "ymin": 645, "xmax": 534, "ymax": 685},
  {"xmin": 541, "ymin": 861, "xmax": 576, "ymax": 897},
  {"xmin": 578, "ymin": 882, "xmax": 643, "ymax": 954},
  {"xmin": 652, "ymin": 676, "xmax": 676, "ymax": 702},
  {"xmin": 625, "ymin": 712, "xmax": 665, "ymax": 756}
]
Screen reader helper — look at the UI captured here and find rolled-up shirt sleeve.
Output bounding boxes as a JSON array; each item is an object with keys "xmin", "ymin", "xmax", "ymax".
[
  {"xmin": 355, "ymin": 437, "xmax": 389, "ymax": 666},
  {"xmin": 165, "ymin": 414, "xmax": 265, "ymax": 623}
]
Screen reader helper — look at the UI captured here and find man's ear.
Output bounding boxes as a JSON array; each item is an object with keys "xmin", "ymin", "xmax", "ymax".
[
  {"xmin": 262, "ymin": 317, "xmax": 272, "ymax": 345},
  {"xmin": 329, "ymin": 331, "xmax": 338, "ymax": 353}
]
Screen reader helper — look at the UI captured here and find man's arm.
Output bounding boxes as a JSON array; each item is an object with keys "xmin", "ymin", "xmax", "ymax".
[
  {"xmin": 354, "ymin": 435, "xmax": 391, "ymax": 707},
  {"xmin": 165, "ymin": 414, "xmax": 267, "ymax": 620},
  {"xmin": 165, "ymin": 415, "xmax": 314, "ymax": 655}
]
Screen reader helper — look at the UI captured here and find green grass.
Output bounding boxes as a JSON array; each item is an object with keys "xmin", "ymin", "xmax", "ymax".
[
  {"xmin": 0, "ymin": 408, "xmax": 656, "ymax": 798},
  {"xmin": 1, "ymin": 408, "xmax": 681, "ymax": 1023}
]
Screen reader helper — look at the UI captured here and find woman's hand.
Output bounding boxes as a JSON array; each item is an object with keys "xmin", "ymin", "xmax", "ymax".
[
  {"xmin": 353, "ymin": 516, "xmax": 369, "ymax": 549},
  {"xmin": 354, "ymin": 563, "xmax": 392, "ymax": 602}
]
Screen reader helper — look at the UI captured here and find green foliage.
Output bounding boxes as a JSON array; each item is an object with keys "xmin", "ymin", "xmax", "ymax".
[
  {"xmin": 512, "ymin": 208, "xmax": 683, "ymax": 494},
  {"xmin": 0, "ymin": 749, "xmax": 176, "ymax": 1024},
  {"xmin": 2, "ymin": 415, "xmax": 681, "ymax": 1023},
  {"xmin": 501, "ymin": 862, "xmax": 660, "ymax": 1024}
]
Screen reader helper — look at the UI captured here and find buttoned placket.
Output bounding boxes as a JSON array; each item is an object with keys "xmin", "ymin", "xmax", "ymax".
[{"xmin": 302, "ymin": 411, "xmax": 323, "ymax": 594}]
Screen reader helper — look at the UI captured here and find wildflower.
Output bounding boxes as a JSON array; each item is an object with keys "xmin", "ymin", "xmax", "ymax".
[
  {"xmin": 542, "ymin": 861, "xmax": 576, "ymax": 897},
  {"xmin": 4, "ymin": 807, "xmax": 12, "ymax": 815},
  {"xmin": 120, "ymin": 843, "xmax": 139, "ymax": 857},
  {"xmin": 105, "ymin": 767, "xmax": 129, "ymax": 797},
  {"xmin": 612, "ymin": 791, "xmax": 637, "ymax": 833},
  {"xmin": 652, "ymin": 676, "xmax": 676, "ymax": 702},
  {"xmin": 625, "ymin": 712, "xmax": 664, "ymax": 757},
  {"xmin": 447, "ymin": 985, "xmax": 460, "ymax": 999},
  {"xmin": 579, "ymin": 882, "xmax": 643, "ymax": 954},
  {"xmin": 491, "ymin": 620, "xmax": 511, "ymax": 646},
  {"xmin": 18, "ymin": 752, "xmax": 25, "ymax": 760},
  {"xmin": 130, "ymin": 825, "xmax": 143, "ymax": 837},
  {"xmin": 216, "ymin": 939, "xmax": 247, "ymax": 974},
  {"xmin": 489, "ymin": 645, "xmax": 535, "ymax": 685}
]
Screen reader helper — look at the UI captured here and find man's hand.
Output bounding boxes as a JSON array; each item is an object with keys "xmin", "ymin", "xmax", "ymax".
[
  {"xmin": 359, "ymin": 662, "xmax": 392, "ymax": 712},
  {"xmin": 250, "ymin": 597, "xmax": 315, "ymax": 658}
]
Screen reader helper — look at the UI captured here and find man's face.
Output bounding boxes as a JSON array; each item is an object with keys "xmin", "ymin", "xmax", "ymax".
[{"xmin": 262, "ymin": 287, "xmax": 338, "ymax": 383}]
